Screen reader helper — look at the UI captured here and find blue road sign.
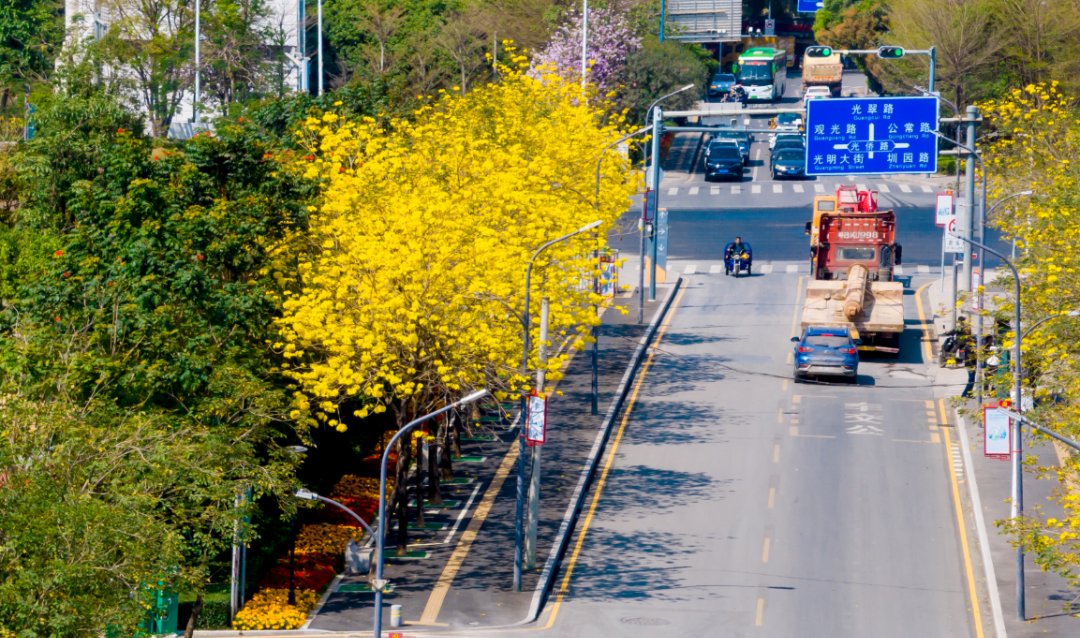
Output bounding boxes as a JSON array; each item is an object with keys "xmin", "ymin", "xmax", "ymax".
[
  {"xmin": 797, "ymin": 0, "xmax": 823, "ymax": 12},
  {"xmin": 805, "ymin": 96, "xmax": 939, "ymax": 176}
]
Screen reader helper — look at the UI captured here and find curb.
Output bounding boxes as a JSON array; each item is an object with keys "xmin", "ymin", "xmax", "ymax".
[{"xmin": 519, "ymin": 278, "xmax": 684, "ymax": 625}]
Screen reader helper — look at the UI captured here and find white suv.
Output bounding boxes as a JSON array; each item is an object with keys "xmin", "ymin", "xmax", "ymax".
[{"xmin": 804, "ymin": 86, "xmax": 833, "ymax": 100}]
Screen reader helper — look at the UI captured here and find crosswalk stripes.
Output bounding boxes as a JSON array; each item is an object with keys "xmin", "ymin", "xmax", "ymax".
[
  {"xmin": 733, "ymin": 185, "xmax": 742, "ymax": 194},
  {"xmin": 793, "ymin": 184, "xmax": 804, "ymax": 193},
  {"xmin": 650, "ymin": 182, "xmax": 947, "ymax": 198},
  {"xmin": 752, "ymin": 185, "xmax": 761, "ymax": 194},
  {"xmin": 659, "ymin": 262, "xmax": 939, "ymax": 276},
  {"xmin": 760, "ymin": 265, "xmax": 773, "ymax": 274},
  {"xmin": 786, "ymin": 265, "xmax": 798, "ymax": 273},
  {"xmin": 709, "ymin": 264, "xmax": 723, "ymax": 273},
  {"xmin": 668, "ymin": 188, "xmax": 678, "ymax": 195},
  {"xmin": 814, "ymin": 184, "xmax": 825, "ymax": 193},
  {"xmin": 684, "ymin": 265, "xmax": 697, "ymax": 274},
  {"xmin": 689, "ymin": 187, "xmax": 699, "ymax": 195},
  {"xmin": 772, "ymin": 184, "xmax": 783, "ymax": 193},
  {"xmin": 899, "ymin": 184, "xmax": 912, "ymax": 193},
  {"xmin": 921, "ymin": 185, "xmax": 933, "ymax": 193},
  {"xmin": 918, "ymin": 265, "xmax": 930, "ymax": 273},
  {"xmin": 878, "ymin": 184, "xmax": 891, "ymax": 193},
  {"xmin": 894, "ymin": 266, "xmax": 904, "ymax": 275},
  {"xmin": 856, "ymin": 183, "xmax": 868, "ymax": 191},
  {"xmin": 711, "ymin": 186, "xmax": 720, "ymax": 195}
]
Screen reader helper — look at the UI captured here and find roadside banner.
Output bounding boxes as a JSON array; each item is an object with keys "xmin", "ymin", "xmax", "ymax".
[
  {"xmin": 984, "ymin": 404, "xmax": 1011, "ymax": 459},
  {"xmin": 935, "ymin": 192, "xmax": 954, "ymax": 227},
  {"xmin": 526, "ymin": 392, "xmax": 547, "ymax": 446}
]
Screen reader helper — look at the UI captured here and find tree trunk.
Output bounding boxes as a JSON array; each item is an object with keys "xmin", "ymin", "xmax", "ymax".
[
  {"xmin": 394, "ymin": 434, "xmax": 410, "ymax": 556},
  {"xmin": 183, "ymin": 593, "xmax": 204, "ymax": 638},
  {"xmin": 415, "ymin": 434, "xmax": 425, "ymax": 526},
  {"xmin": 451, "ymin": 410, "xmax": 463, "ymax": 458},
  {"xmin": 428, "ymin": 424, "xmax": 444, "ymax": 504},
  {"xmin": 440, "ymin": 414, "xmax": 455, "ymax": 481}
]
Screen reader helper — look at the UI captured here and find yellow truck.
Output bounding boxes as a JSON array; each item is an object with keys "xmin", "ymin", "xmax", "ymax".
[{"xmin": 801, "ymin": 51, "xmax": 843, "ymax": 96}]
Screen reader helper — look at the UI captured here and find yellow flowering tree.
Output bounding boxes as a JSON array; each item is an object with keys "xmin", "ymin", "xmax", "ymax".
[
  {"xmin": 979, "ymin": 82, "xmax": 1080, "ymax": 601},
  {"xmin": 274, "ymin": 56, "xmax": 640, "ymax": 552}
]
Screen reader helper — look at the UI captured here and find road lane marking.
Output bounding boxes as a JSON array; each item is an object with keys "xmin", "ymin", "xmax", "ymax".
[
  {"xmin": 924, "ymin": 400, "xmax": 934, "ymax": 409},
  {"xmin": 421, "ymin": 433, "xmax": 520, "ymax": 622},
  {"xmin": 786, "ymin": 352, "xmax": 792, "ymax": 364},
  {"xmin": 755, "ymin": 598, "xmax": 765, "ymax": 626},
  {"xmin": 777, "ymin": 408, "xmax": 783, "ymax": 423},
  {"xmin": 786, "ymin": 264, "xmax": 798, "ymax": 273},
  {"xmin": 443, "ymin": 484, "xmax": 482, "ymax": 545},
  {"xmin": 921, "ymin": 184, "xmax": 933, "ymax": 192},
  {"xmin": 899, "ymin": 184, "xmax": 912, "ymax": 193},
  {"xmin": 793, "ymin": 395, "xmax": 801, "ymax": 403},
  {"xmin": 781, "ymin": 379, "xmax": 788, "ymax": 391},
  {"xmin": 932, "ymin": 433, "xmax": 940, "ymax": 443},
  {"xmin": 814, "ymin": 184, "xmax": 825, "ymax": 193},
  {"xmin": 711, "ymin": 186, "xmax": 719, "ymax": 195},
  {"xmin": 732, "ymin": 185, "xmax": 742, "ymax": 194},
  {"xmin": 752, "ymin": 184, "xmax": 761, "ymax": 193},
  {"xmin": 542, "ymin": 285, "xmax": 686, "ymax": 629},
  {"xmin": 856, "ymin": 183, "xmax": 868, "ymax": 191},
  {"xmin": 942, "ymin": 426, "xmax": 987, "ymax": 638},
  {"xmin": 877, "ymin": 184, "xmax": 891, "ymax": 193},
  {"xmin": 761, "ymin": 264, "xmax": 773, "ymax": 274},
  {"xmin": 894, "ymin": 265, "xmax": 904, "ymax": 275},
  {"xmin": 772, "ymin": 184, "xmax": 783, "ymax": 193},
  {"xmin": 918, "ymin": 265, "xmax": 930, "ymax": 273},
  {"xmin": 689, "ymin": 187, "xmax": 699, "ymax": 195},
  {"xmin": 710, "ymin": 264, "xmax": 722, "ymax": 273},
  {"xmin": 684, "ymin": 265, "xmax": 697, "ymax": 274},
  {"xmin": 793, "ymin": 184, "xmax": 804, "ymax": 193},
  {"xmin": 773, "ymin": 445, "xmax": 780, "ymax": 462},
  {"xmin": 768, "ymin": 488, "xmax": 776, "ymax": 508},
  {"xmin": 667, "ymin": 188, "xmax": 678, "ymax": 195},
  {"xmin": 789, "ymin": 426, "xmax": 798, "ymax": 436},
  {"xmin": 762, "ymin": 538, "xmax": 771, "ymax": 563}
]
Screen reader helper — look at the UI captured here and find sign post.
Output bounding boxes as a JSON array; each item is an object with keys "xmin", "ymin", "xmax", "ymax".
[{"xmin": 805, "ymin": 96, "xmax": 939, "ymax": 176}]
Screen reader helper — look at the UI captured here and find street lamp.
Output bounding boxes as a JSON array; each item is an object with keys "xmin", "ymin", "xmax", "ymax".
[
  {"xmin": 948, "ymin": 232, "xmax": 1027, "ymax": 620},
  {"xmin": 1022, "ymin": 310, "xmax": 1080, "ymax": 340},
  {"xmin": 372, "ymin": 389, "xmax": 490, "ymax": 637},
  {"xmin": 515, "ymin": 220, "xmax": 602, "ymax": 591},
  {"xmin": 643, "ymin": 84, "xmax": 695, "ymax": 170}
]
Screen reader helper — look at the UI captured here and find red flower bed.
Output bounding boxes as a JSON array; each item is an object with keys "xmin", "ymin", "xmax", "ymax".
[{"xmin": 259, "ymin": 552, "xmax": 342, "ymax": 591}]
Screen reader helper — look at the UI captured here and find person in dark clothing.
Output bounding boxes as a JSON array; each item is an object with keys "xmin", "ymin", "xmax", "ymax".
[
  {"xmin": 943, "ymin": 317, "xmax": 975, "ymax": 397},
  {"xmin": 729, "ymin": 236, "xmax": 748, "ymax": 258}
]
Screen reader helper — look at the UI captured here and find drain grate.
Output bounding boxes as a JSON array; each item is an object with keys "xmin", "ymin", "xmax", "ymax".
[{"xmin": 621, "ymin": 618, "xmax": 670, "ymax": 626}]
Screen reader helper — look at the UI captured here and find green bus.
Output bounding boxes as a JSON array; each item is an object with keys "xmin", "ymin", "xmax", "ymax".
[{"xmin": 733, "ymin": 47, "xmax": 787, "ymax": 101}]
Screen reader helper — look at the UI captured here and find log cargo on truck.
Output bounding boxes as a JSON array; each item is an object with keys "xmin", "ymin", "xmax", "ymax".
[
  {"xmin": 801, "ymin": 51, "xmax": 843, "ymax": 97},
  {"xmin": 800, "ymin": 186, "xmax": 905, "ymax": 355}
]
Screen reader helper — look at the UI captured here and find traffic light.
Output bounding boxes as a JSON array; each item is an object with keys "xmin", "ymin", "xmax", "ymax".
[
  {"xmin": 877, "ymin": 46, "xmax": 905, "ymax": 59},
  {"xmin": 805, "ymin": 46, "xmax": 833, "ymax": 58}
]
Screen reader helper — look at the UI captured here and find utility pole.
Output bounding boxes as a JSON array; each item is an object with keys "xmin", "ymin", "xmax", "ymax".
[
  {"xmin": 194, "ymin": 0, "xmax": 201, "ymax": 126},
  {"xmin": 526, "ymin": 297, "xmax": 549, "ymax": 568},
  {"xmin": 659, "ymin": 0, "xmax": 666, "ymax": 42},
  {"xmin": 317, "ymin": 0, "xmax": 324, "ymax": 95},
  {"xmin": 958, "ymin": 106, "xmax": 978, "ymax": 292},
  {"xmin": 298, "ymin": 0, "xmax": 307, "ymax": 93},
  {"xmin": 649, "ymin": 107, "xmax": 663, "ymax": 301}
]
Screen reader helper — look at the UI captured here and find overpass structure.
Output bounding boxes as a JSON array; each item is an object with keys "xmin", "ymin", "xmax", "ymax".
[{"xmin": 666, "ymin": 0, "xmax": 743, "ymax": 43}]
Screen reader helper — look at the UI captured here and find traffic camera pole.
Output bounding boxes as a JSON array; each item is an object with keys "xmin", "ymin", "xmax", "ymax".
[{"xmin": 649, "ymin": 108, "xmax": 663, "ymax": 301}]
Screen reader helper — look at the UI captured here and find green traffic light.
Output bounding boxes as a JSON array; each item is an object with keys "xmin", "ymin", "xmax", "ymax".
[{"xmin": 877, "ymin": 46, "xmax": 905, "ymax": 59}]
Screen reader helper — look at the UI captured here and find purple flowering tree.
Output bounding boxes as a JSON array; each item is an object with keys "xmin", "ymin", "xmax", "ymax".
[{"xmin": 533, "ymin": 6, "xmax": 641, "ymax": 94}]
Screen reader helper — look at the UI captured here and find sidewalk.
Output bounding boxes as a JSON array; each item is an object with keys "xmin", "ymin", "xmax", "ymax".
[
  {"xmin": 927, "ymin": 275, "xmax": 1079, "ymax": 636},
  {"xmin": 302, "ymin": 284, "xmax": 680, "ymax": 633}
]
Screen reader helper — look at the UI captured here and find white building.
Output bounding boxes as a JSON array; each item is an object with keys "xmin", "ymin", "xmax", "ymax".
[{"xmin": 63, "ymin": 0, "xmax": 316, "ymax": 137}]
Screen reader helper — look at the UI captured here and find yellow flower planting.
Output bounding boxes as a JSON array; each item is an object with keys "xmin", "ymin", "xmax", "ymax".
[
  {"xmin": 331, "ymin": 474, "xmax": 392, "ymax": 499},
  {"xmin": 273, "ymin": 56, "xmax": 639, "ymax": 431},
  {"xmin": 232, "ymin": 588, "xmax": 321, "ymax": 630},
  {"xmin": 977, "ymin": 82, "xmax": 1080, "ymax": 597},
  {"xmin": 294, "ymin": 523, "xmax": 363, "ymax": 555}
]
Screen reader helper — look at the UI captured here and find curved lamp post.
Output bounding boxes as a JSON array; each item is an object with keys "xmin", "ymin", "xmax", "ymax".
[
  {"xmin": 369, "ymin": 389, "xmax": 490, "ymax": 636},
  {"xmin": 515, "ymin": 220, "xmax": 602, "ymax": 590}
]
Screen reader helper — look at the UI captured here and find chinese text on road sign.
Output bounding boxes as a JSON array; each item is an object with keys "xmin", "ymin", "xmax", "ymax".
[{"xmin": 806, "ymin": 97, "xmax": 939, "ymax": 176}]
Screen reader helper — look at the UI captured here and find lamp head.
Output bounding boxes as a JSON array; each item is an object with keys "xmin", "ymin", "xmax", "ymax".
[
  {"xmin": 578, "ymin": 220, "xmax": 603, "ymax": 233},
  {"xmin": 461, "ymin": 389, "xmax": 490, "ymax": 403},
  {"xmin": 295, "ymin": 489, "xmax": 318, "ymax": 500},
  {"xmin": 1019, "ymin": 190, "xmax": 1034, "ymax": 196},
  {"xmin": 1068, "ymin": 310, "xmax": 1080, "ymax": 317}
]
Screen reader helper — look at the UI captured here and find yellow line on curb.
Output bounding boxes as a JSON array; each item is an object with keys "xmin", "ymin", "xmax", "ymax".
[
  {"xmin": 942, "ymin": 426, "xmax": 986, "ymax": 638},
  {"xmin": 917, "ymin": 280, "xmax": 985, "ymax": 638},
  {"xmin": 539, "ymin": 285, "xmax": 687, "ymax": 630}
]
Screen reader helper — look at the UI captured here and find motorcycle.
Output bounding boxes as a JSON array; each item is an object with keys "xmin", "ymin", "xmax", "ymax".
[{"xmin": 940, "ymin": 335, "xmax": 968, "ymax": 368}]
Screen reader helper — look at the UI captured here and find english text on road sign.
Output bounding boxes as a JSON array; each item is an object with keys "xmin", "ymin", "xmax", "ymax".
[
  {"xmin": 944, "ymin": 224, "xmax": 964, "ymax": 254},
  {"xmin": 526, "ymin": 392, "xmax": 547, "ymax": 446},
  {"xmin": 805, "ymin": 97, "xmax": 939, "ymax": 175},
  {"xmin": 797, "ymin": 0, "xmax": 823, "ymax": 12},
  {"xmin": 935, "ymin": 192, "xmax": 955, "ymax": 227},
  {"xmin": 984, "ymin": 406, "xmax": 1011, "ymax": 458}
]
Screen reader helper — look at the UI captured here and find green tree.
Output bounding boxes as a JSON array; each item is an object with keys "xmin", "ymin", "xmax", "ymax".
[
  {"xmin": 0, "ymin": 0, "xmax": 63, "ymax": 105},
  {"xmin": 613, "ymin": 35, "xmax": 714, "ymax": 125}
]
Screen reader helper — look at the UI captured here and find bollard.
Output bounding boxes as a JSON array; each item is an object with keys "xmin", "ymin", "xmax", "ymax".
[{"xmin": 390, "ymin": 604, "xmax": 403, "ymax": 628}]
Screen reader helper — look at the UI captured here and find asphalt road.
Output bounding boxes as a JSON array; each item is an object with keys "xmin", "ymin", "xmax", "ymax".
[{"xmin": 528, "ymin": 271, "xmax": 976, "ymax": 637}]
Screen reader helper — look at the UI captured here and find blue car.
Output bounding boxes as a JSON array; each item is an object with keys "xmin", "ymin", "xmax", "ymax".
[
  {"xmin": 791, "ymin": 326, "xmax": 860, "ymax": 383},
  {"xmin": 708, "ymin": 73, "xmax": 737, "ymax": 97}
]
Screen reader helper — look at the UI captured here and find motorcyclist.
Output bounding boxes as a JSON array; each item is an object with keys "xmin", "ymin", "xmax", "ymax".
[{"xmin": 728, "ymin": 237, "xmax": 749, "ymax": 260}]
